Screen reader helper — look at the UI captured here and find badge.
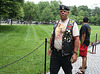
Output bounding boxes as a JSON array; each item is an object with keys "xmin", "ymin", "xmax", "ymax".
[
  {"xmin": 68, "ymin": 26, "xmax": 72, "ymax": 30},
  {"xmin": 62, "ymin": 6, "xmax": 64, "ymax": 10},
  {"xmin": 88, "ymin": 28, "xmax": 91, "ymax": 35},
  {"xmin": 64, "ymin": 37, "xmax": 66, "ymax": 40},
  {"xmin": 67, "ymin": 36, "xmax": 71, "ymax": 42}
]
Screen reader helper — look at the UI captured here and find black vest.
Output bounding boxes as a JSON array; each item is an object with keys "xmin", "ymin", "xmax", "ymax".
[{"xmin": 51, "ymin": 19, "xmax": 75, "ymax": 56}]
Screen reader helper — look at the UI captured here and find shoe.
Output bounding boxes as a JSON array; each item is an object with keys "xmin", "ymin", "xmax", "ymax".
[
  {"xmin": 79, "ymin": 66, "xmax": 87, "ymax": 69},
  {"xmin": 76, "ymin": 70, "xmax": 85, "ymax": 74}
]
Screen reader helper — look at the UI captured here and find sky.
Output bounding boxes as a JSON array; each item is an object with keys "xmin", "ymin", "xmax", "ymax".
[{"xmin": 24, "ymin": 0, "xmax": 100, "ymax": 9}]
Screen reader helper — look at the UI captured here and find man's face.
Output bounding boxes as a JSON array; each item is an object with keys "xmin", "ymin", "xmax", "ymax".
[{"xmin": 59, "ymin": 10, "xmax": 69, "ymax": 21}]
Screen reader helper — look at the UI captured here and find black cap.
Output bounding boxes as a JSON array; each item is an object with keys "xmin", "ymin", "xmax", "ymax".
[{"xmin": 60, "ymin": 5, "xmax": 70, "ymax": 11}]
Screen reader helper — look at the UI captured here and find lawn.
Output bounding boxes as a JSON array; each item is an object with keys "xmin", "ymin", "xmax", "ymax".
[{"xmin": 0, "ymin": 24, "xmax": 100, "ymax": 74}]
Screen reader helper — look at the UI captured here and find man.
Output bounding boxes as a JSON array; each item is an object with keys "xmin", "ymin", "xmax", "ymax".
[
  {"xmin": 77, "ymin": 17, "xmax": 91, "ymax": 74},
  {"xmin": 48, "ymin": 5, "xmax": 79, "ymax": 74}
]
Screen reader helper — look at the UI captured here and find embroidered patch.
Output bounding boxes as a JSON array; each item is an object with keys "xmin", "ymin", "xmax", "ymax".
[
  {"xmin": 88, "ymin": 28, "xmax": 91, "ymax": 35},
  {"xmin": 67, "ymin": 25, "xmax": 72, "ymax": 30}
]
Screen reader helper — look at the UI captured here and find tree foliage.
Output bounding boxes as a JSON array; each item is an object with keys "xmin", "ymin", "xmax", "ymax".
[
  {"xmin": 23, "ymin": 1, "xmax": 38, "ymax": 21},
  {"xmin": 0, "ymin": 0, "xmax": 24, "ymax": 16},
  {"xmin": 1, "ymin": 0, "xmax": 100, "ymax": 25},
  {"xmin": 71, "ymin": 5, "xmax": 78, "ymax": 16},
  {"xmin": 0, "ymin": 0, "xmax": 24, "ymax": 25}
]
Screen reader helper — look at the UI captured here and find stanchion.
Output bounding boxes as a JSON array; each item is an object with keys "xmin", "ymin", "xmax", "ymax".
[
  {"xmin": 44, "ymin": 38, "xmax": 47, "ymax": 74},
  {"xmin": 95, "ymin": 33, "xmax": 97, "ymax": 53}
]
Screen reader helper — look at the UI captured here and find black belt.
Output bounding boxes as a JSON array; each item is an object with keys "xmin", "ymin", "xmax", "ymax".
[
  {"xmin": 53, "ymin": 48, "xmax": 62, "ymax": 52},
  {"xmin": 53, "ymin": 47, "xmax": 73, "ymax": 56}
]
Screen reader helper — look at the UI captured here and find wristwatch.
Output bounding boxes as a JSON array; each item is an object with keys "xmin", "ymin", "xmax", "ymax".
[{"xmin": 74, "ymin": 52, "xmax": 78, "ymax": 55}]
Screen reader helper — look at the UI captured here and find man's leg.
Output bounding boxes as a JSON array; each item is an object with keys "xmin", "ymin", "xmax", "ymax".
[
  {"xmin": 84, "ymin": 56, "xmax": 87, "ymax": 68},
  {"xmin": 61, "ymin": 55, "xmax": 72, "ymax": 74},
  {"xmin": 82, "ymin": 44, "xmax": 87, "ymax": 71},
  {"xmin": 82, "ymin": 57, "xmax": 87, "ymax": 71},
  {"xmin": 50, "ymin": 53, "xmax": 60, "ymax": 74}
]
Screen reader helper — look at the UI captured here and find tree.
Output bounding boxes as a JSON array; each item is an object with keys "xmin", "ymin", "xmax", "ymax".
[
  {"xmin": 78, "ymin": 5, "xmax": 89, "ymax": 12},
  {"xmin": 38, "ymin": 1, "xmax": 62, "ymax": 22},
  {"xmin": 16, "ymin": 0, "xmax": 24, "ymax": 5},
  {"xmin": 89, "ymin": 16, "xmax": 95, "ymax": 24},
  {"xmin": 41, "ymin": 6, "xmax": 54, "ymax": 22},
  {"xmin": 23, "ymin": 1, "xmax": 39, "ymax": 23},
  {"xmin": 77, "ymin": 16, "xmax": 83, "ymax": 24},
  {"xmin": 0, "ymin": 0, "xmax": 24, "ymax": 25},
  {"xmin": 17, "ymin": 7, "xmax": 24, "ymax": 20},
  {"xmin": 92, "ymin": 7, "xmax": 100, "ymax": 17},
  {"xmin": 71, "ymin": 5, "xmax": 78, "ymax": 16},
  {"xmin": 95, "ymin": 14, "xmax": 100, "ymax": 25},
  {"xmin": 50, "ymin": 1, "xmax": 62, "ymax": 22},
  {"xmin": 38, "ymin": 1, "xmax": 50, "ymax": 21},
  {"xmin": 96, "ymin": 17, "xmax": 100, "ymax": 25},
  {"xmin": 9, "ymin": 1, "xmax": 23, "ymax": 25},
  {"xmin": 84, "ymin": 11, "xmax": 89, "ymax": 17},
  {"xmin": 79, "ymin": 10, "xmax": 84, "ymax": 16}
]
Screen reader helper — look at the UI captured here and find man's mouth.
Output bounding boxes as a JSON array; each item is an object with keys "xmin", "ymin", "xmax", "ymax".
[{"xmin": 61, "ymin": 14, "xmax": 65, "ymax": 16}]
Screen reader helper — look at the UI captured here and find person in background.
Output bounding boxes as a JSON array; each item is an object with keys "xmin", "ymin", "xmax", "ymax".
[
  {"xmin": 77, "ymin": 17, "xmax": 91, "ymax": 74},
  {"xmin": 48, "ymin": 5, "xmax": 79, "ymax": 74}
]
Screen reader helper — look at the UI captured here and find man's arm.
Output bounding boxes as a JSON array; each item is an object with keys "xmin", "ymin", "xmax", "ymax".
[
  {"xmin": 81, "ymin": 33, "xmax": 86, "ymax": 45},
  {"xmin": 71, "ymin": 36, "xmax": 79, "ymax": 63},
  {"xmin": 48, "ymin": 35, "xmax": 52, "ymax": 56}
]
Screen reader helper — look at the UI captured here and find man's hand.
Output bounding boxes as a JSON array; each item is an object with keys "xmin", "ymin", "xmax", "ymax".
[
  {"xmin": 48, "ymin": 48, "xmax": 51, "ymax": 56},
  {"xmin": 71, "ymin": 53, "xmax": 77, "ymax": 63},
  {"xmin": 71, "ymin": 36, "xmax": 79, "ymax": 63}
]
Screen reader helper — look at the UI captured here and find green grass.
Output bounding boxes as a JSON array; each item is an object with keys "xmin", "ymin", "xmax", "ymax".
[
  {"xmin": 0, "ymin": 25, "xmax": 53, "ymax": 74},
  {"xmin": 0, "ymin": 24, "xmax": 100, "ymax": 74}
]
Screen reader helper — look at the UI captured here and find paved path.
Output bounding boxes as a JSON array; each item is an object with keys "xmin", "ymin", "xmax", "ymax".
[{"xmin": 47, "ymin": 44, "xmax": 100, "ymax": 74}]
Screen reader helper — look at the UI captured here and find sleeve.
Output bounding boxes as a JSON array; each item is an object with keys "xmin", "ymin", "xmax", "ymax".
[{"xmin": 73, "ymin": 22, "xmax": 79, "ymax": 37}]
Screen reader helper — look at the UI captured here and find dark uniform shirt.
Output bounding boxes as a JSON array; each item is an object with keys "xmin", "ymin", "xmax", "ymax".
[{"xmin": 80, "ymin": 24, "xmax": 91, "ymax": 46}]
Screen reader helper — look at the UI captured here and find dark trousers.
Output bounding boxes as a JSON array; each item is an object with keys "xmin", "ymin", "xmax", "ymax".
[{"xmin": 50, "ymin": 50, "xmax": 72, "ymax": 74}]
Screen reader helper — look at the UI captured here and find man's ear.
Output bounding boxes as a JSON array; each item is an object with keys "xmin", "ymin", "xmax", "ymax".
[{"xmin": 67, "ymin": 11, "xmax": 69, "ymax": 14}]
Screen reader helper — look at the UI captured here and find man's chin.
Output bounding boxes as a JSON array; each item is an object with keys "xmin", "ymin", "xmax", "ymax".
[{"xmin": 61, "ymin": 18, "xmax": 66, "ymax": 21}]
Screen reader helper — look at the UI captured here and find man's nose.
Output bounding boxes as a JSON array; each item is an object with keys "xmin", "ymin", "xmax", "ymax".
[{"xmin": 61, "ymin": 11, "xmax": 64, "ymax": 13}]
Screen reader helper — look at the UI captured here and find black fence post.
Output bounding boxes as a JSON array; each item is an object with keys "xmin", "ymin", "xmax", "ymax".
[
  {"xmin": 44, "ymin": 38, "xmax": 47, "ymax": 74},
  {"xmin": 95, "ymin": 33, "xmax": 97, "ymax": 53}
]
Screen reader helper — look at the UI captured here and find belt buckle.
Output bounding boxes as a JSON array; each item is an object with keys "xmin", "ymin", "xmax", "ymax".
[
  {"xmin": 57, "ymin": 49, "xmax": 62, "ymax": 52},
  {"xmin": 63, "ymin": 53, "xmax": 70, "ymax": 56},
  {"xmin": 54, "ymin": 48, "xmax": 61, "ymax": 52}
]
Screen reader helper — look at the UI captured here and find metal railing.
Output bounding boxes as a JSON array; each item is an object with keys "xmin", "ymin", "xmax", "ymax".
[{"xmin": 90, "ymin": 33, "xmax": 100, "ymax": 54}]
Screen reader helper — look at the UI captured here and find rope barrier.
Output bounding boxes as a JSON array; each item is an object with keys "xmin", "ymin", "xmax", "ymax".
[{"xmin": 0, "ymin": 42, "xmax": 45, "ymax": 69}]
